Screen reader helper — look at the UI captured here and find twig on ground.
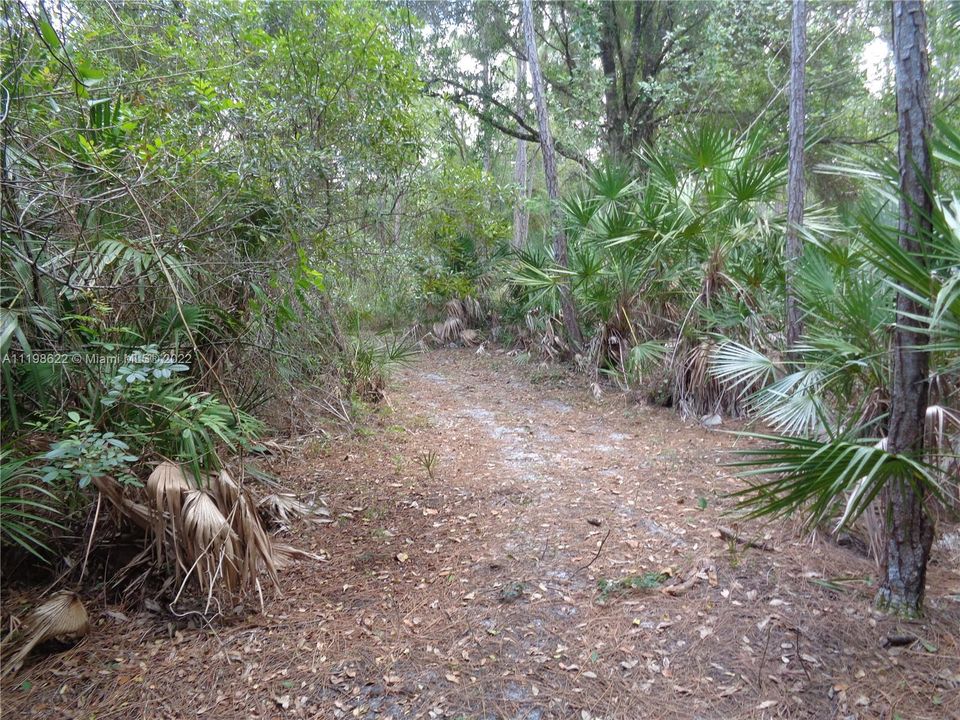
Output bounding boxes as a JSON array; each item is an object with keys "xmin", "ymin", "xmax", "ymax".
[
  {"xmin": 758, "ymin": 619, "xmax": 773, "ymax": 691},
  {"xmin": 573, "ymin": 529, "xmax": 610, "ymax": 575},
  {"xmin": 718, "ymin": 526, "xmax": 775, "ymax": 552},
  {"xmin": 79, "ymin": 492, "xmax": 103, "ymax": 584}
]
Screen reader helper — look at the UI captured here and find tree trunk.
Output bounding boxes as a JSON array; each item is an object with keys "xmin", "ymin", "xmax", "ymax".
[
  {"xmin": 598, "ymin": 0, "xmax": 625, "ymax": 161},
  {"xmin": 784, "ymin": 0, "xmax": 806, "ymax": 355},
  {"xmin": 481, "ymin": 55, "xmax": 492, "ymax": 174},
  {"xmin": 877, "ymin": 0, "xmax": 934, "ymax": 617},
  {"xmin": 520, "ymin": 0, "xmax": 583, "ymax": 349},
  {"xmin": 512, "ymin": 55, "xmax": 530, "ymax": 250}
]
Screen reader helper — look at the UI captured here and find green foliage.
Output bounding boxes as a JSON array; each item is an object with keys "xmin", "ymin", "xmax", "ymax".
[
  {"xmin": 0, "ymin": 0, "xmax": 426, "ymax": 563},
  {"xmin": 42, "ymin": 414, "xmax": 139, "ymax": 490},
  {"xmin": 729, "ymin": 432, "xmax": 941, "ymax": 530},
  {"xmin": 720, "ymin": 121, "xmax": 960, "ymax": 528},
  {"xmin": 597, "ymin": 572, "xmax": 668, "ymax": 600},
  {"xmin": 339, "ymin": 332, "xmax": 419, "ymax": 402},
  {"xmin": 0, "ymin": 451, "xmax": 65, "ymax": 561},
  {"xmin": 511, "ymin": 130, "xmax": 788, "ymax": 410}
]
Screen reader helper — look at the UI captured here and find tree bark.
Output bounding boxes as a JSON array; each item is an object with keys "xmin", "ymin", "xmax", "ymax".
[
  {"xmin": 784, "ymin": 0, "xmax": 807, "ymax": 355},
  {"xmin": 481, "ymin": 55, "xmax": 492, "ymax": 174},
  {"xmin": 598, "ymin": 1, "xmax": 625, "ymax": 161},
  {"xmin": 594, "ymin": 1, "xmax": 704, "ymax": 161},
  {"xmin": 520, "ymin": 0, "xmax": 583, "ymax": 349},
  {"xmin": 877, "ymin": 0, "xmax": 934, "ymax": 617},
  {"xmin": 512, "ymin": 55, "xmax": 530, "ymax": 250}
]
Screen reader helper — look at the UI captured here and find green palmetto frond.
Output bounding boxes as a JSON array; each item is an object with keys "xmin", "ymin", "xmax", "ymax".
[
  {"xmin": 562, "ymin": 193, "xmax": 600, "ymax": 232},
  {"xmin": 747, "ymin": 368, "xmax": 830, "ymax": 436},
  {"xmin": 587, "ymin": 161, "xmax": 637, "ymax": 202},
  {"xmin": 710, "ymin": 340, "xmax": 779, "ymax": 393},
  {"xmin": 570, "ymin": 244, "xmax": 605, "ymax": 286},
  {"xmin": 675, "ymin": 126, "xmax": 736, "ymax": 174},
  {"xmin": 589, "ymin": 202, "xmax": 642, "ymax": 247},
  {"xmin": 0, "ymin": 305, "xmax": 61, "ymax": 356},
  {"xmin": 723, "ymin": 152, "xmax": 787, "ymax": 206},
  {"xmin": 934, "ymin": 116, "xmax": 960, "ymax": 169},
  {"xmin": 0, "ymin": 452, "xmax": 65, "ymax": 561},
  {"xmin": 945, "ymin": 0, "xmax": 960, "ymax": 35},
  {"xmin": 729, "ymin": 433, "xmax": 944, "ymax": 529},
  {"xmin": 626, "ymin": 340, "xmax": 668, "ymax": 375},
  {"xmin": 511, "ymin": 247, "xmax": 563, "ymax": 291}
]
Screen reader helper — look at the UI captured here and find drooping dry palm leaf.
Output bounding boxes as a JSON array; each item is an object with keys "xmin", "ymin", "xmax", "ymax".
[
  {"xmin": 210, "ymin": 470, "xmax": 279, "ymax": 591},
  {"xmin": 88, "ymin": 462, "xmax": 304, "ymax": 605},
  {"xmin": 433, "ymin": 316, "xmax": 464, "ymax": 344},
  {"xmin": 91, "ymin": 474, "xmax": 153, "ymax": 531},
  {"xmin": 145, "ymin": 462, "xmax": 191, "ymax": 573},
  {"xmin": 259, "ymin": 493, "xmax": 332, "ymax": 526},
  {"xmin": 273, "ymin": 542, "xmax": 328, "ymax": 568},
  {"xmin": 181, "ymin": 490, "xmax": 240, "ymax": 594},
  {"xmin": 1, "ymin": 591, "xmax": 89, "ymax": 678}
]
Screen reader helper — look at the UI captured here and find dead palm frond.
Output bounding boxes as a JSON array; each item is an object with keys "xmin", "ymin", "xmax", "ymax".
[
  {"xmin": 433, "ymin": 316, "xmax": 464, "ymax": 344},
  {"xmin": 145, "ymin": 462, "xmax": 191, "ymax": 572},
  {"xmin": 181, "ymin": 490, "xmax": 240, "ymax": 594},
  {"xmin": 428, "ymin": 296, "xmax": 484, "ymax": 346},
  {"xmin": 87, "ymin": 463, "xmax": 302, "ymax": 605},
  {"xmin": 91, "ymin": 474, "xmax": 153, "ymax": 531},
  {"xmin": 210, "ymin": 470, "xmax": 279, "ymax": 591},
  {"xmin": 926, "ymin": 405, "xmax": 960, "ymax": 509},
  {"xmin": 1, "ymin": 591, "xmax": 89, "ymax": 678},
  {"xmin": 259, "ymin": 493, "xmax": 332, "ymax": 526},
  {"xmin": 273, "ymin": 543, "xmax": 323, "ymax": 563},
  {"xmin": 673, "ymin": 338, "xmax": 743, "ymax": 420},
  {"xmin": 445, "ymin": 298, "xmax": 466, "ymax": 320}
]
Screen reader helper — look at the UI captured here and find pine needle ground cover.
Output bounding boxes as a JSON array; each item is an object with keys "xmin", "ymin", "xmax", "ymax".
[{"xmin": 3, "ymin": 350, "xmax": 956, "ymax": 719}]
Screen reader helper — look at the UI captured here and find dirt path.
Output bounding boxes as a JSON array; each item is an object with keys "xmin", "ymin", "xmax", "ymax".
[{"xmin": 4, "ymin": 350, "xmax": 958, "ymax": 719}]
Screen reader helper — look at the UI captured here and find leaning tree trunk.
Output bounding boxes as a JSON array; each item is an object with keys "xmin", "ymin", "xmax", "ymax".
[
  {"xmin": 784, "ymin": 0, "xmax": 806, "ymax": 356},
  {"xmin": 877, "ymin": 0, "xmax": 935, "ymax": 617},
  {"xmin": 520, "ymin": 0, "xmax": 584, "ymax": 349},
  {"xmin": 513, "ymin": 55, "xmax": 530, "ymax": 250}
]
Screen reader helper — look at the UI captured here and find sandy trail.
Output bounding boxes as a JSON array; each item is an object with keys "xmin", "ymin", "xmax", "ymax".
[{"xmin": 3, "ymin": 350, "xmax": 957, "ymax": 720}]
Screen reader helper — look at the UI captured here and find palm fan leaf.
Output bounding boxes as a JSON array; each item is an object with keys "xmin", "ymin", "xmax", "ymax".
[{"xmin": 729, "ymin": 433, "xmax": 943, "ymax": 528}]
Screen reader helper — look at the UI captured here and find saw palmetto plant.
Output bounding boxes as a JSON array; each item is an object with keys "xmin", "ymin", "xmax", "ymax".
[
  {"xmin": 339, "ymin": 330, "xmax": 419, "ymax": 402},
  {"xmin": 713, "ymin": 119, "xmax": 960, "ymax": 546},
  {"xmin": 0, "ymin": 451, "xmax": 65, "ymax": 561},
  {"xmin": 511, "ymin": 128, "xmax": 793, "ymax": 415}
]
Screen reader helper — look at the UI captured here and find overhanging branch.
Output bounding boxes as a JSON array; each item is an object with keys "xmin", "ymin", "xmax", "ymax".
[{"xmin": 424, "ymin": 78, "xmax": 590, "ymax": 169}]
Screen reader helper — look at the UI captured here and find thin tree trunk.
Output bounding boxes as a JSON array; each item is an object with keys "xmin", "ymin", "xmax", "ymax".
[
  {"xmin": 520, "ymin": 0, "xmax": 583, "ymax": 349},
  {"xmin": 392, "ymin": 193, "xmax": 402, "ymax": 246},
  {"xmin": 784, "ymin": 0, "xmax": 806, "ymax": 355},
  {"xmin": 513, "ymin": 55, "xmax": 529, "ymax": 250},
  {"xmin": 481, "ymin": 55, "xmax": 492, "ymax": 174},
  {"xmin": 320, "ymin": 291, "xmax": 347, "ymax": 355},
  {"xmin": 877, "ymin": 0, "xmax": 934, "ymax": 617}
]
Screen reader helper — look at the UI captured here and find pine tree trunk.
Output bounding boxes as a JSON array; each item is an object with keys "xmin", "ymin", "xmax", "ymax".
[
  {"xmin": 784, "ymin": 0, "xmax": 806, "ymax": 355},
  {"xmin": 876, "ymin": 0, "xmax": 934, "ymax": 617},
  {"xmin": 520, "ymin": 0, "xmax": 583, "ymax": 349},
  {"xmin": 512, "ymin": 56, "xmax": 530, "ymax": 250}
]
